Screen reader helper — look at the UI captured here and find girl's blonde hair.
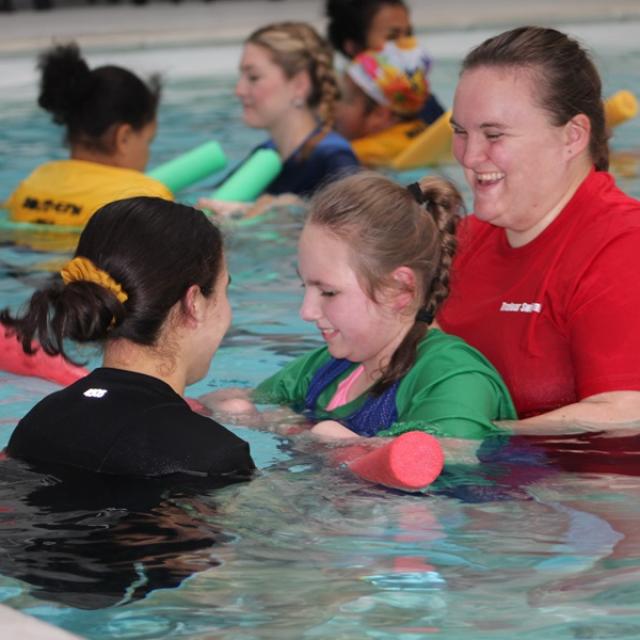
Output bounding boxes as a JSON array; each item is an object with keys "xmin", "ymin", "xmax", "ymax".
[
  {"xmin": 307, "ymin": 171, "xmax": 464, "ymax": 393},
  {"xmin": 247, "ymin": 22, "xmax": 339, "ymax": 155}
]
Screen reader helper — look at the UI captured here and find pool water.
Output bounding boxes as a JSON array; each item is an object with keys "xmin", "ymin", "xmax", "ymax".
[{"xmin": 0, "ymin": 24, "xmax": 640, "ymax": 640}]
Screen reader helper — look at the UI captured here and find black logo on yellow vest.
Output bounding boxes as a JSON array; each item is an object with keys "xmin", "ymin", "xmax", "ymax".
[{"xmin": 22, "ymin": 197, "xmax": 82, "ymax": 216}]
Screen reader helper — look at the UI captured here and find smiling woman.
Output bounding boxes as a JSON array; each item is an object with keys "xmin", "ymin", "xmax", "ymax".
[
  {"xmin": 198, "ymin": 21, "xmax": 358, "ymax": 218},
  {"xmin": 438, "ymin": 25, "xmax": 640, "ymax": 427}
]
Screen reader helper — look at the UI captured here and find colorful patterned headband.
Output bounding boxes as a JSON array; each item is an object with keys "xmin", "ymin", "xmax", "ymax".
[{"xmin": 60, "ymin": 257, "xmax": 128, "ymax": 304}]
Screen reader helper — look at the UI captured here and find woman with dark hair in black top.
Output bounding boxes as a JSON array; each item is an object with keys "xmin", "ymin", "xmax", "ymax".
[{"xmin": 1, "ymin": 196, "xmax": 255, "ymax": 481}]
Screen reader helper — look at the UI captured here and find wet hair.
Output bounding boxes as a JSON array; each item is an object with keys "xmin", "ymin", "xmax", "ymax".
[
  {"xmin": 37, "ymin": 42, "xmax": 161, "ymax": 154},
  {"xmin": 307, "ymin": 171, "xmax": 463, "ymax": 393},
  {"xmin": 246, "ymin": 22, "xmax": 339, "ymax": 156},
  {"xmin": 326, "ymin": 0, "xmax": 408, "ymax": 58},
  {"xmin": 0, "ymin": 197, "xmax": 224, "ymax": 362},
  {"xmin": 461, "ymin": 25, "xmax": 609, "ymax": 171}
]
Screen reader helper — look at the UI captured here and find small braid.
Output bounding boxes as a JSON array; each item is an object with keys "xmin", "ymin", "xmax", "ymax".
[{"xmin": 416, "ymin": 176, "xmax": 463, "ymax": 325}]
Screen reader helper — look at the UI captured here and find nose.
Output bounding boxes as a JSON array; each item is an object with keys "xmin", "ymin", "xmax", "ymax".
[
  {"xmin": 456, "ymin": 134, "xmax": 488, "ymax": 168},
  {"xmin": 299, "ymin": 289, "xmax": 320, "ymax": 323},
  {"xmin": 235, "ymin": 77, "xmax": 246, "ymax": 99}
]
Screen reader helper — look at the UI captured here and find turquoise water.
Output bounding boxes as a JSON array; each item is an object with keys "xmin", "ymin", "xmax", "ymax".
[{"xmin": 0, "ymin": 25, "xmax": 640, "ymax": 639}]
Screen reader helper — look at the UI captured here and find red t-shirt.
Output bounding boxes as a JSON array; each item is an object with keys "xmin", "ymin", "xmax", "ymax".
[{"xmin": 439, "ymin": 170, "xmax": 640, "ymax": 418}]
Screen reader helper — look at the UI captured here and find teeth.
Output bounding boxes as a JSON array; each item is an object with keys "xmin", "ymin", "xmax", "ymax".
[{"xmin": 476, "ymin": 172, "xmax": 505, "ymax": 182}]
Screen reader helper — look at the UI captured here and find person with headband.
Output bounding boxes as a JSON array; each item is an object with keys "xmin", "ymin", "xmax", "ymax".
[
  {"xmin": 334, "ymin": 37, "xmax": 435, "ymax": 167},
  {"xmin": 325, "ymin": 0, "xmax": 445, "ymax": 126},
  {"xmin": 2, "ymin": 197, "xmax": 255, "ymax": 480},
  {"xmin": 201, "ymin": 172, "xmax": 516, "ymax": 463},
  {"xmin": 438, "ymin": 26, "xmax": 640, "ymax": 427},
  {"xmin": 198, "ymin": 21, "xmax": 358, "ymax": 219},
  {"xmin": 4, "ymin": 43, "xmax": 172, "ymax": 227}
]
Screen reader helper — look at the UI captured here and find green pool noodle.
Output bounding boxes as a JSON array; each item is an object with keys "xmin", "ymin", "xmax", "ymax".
[
  {"xmin": 211, "ymin": 148, "xmax": 283, "ymax": 202},
  {"xmin": 147, "ymin": 141, "xmax": 228, "ymax": 194}
]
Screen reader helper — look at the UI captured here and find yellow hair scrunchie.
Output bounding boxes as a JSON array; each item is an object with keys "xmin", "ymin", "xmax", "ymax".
[{"xmin": 60, "ymin": 257, "xmax": 129, "ymax": 304}]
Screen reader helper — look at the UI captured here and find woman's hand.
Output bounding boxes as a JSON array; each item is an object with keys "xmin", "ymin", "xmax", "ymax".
[
  {"xmin": 198, "ymin": 387, "xmax": 257, "ymax": 415},
  {"xmin": 196, "ymin": 198, "xmax": 250, "ymax": 219}
]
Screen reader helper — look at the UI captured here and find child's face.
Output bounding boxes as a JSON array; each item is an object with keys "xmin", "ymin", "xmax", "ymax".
[
  {"xmin": 365, "ymin": 3, "xmax": 412, "ymax": 52},
  {"xmin": 298, "ymin": 224, "xmax": 409, "ymax": 375},
  {"xmin": 335, "ymin": 76, "xmax": 388, "ymax": 140}
]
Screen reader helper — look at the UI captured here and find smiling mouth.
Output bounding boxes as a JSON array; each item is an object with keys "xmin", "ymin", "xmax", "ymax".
[
  {"xmin": 319, "ymin": 328, "xmax": 338, "ymax": 340},
  {"xmin": 475, "ymin": 171, "xmax": 505, "ymax": 185}
]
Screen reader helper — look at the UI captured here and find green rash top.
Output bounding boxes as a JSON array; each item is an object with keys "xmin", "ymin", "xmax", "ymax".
[{"xmin": 254, "ymin": 329, "xmax": 517, "ymax": 439}]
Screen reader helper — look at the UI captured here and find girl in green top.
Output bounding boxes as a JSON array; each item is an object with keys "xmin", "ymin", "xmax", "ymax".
[{"xmin": 203, "ymin": 171, "xmax": 516, "ymax": 460}]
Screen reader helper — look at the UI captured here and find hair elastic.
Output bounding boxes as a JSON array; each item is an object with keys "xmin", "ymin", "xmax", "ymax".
[
  {"xmin": 60, "ymin": 257, "xmax": 129, "ymax": 304},
  {"xmin": 406, "ymin": 182, "xmax": 424, "ymax": 204},
  {"xmin": 415, "ymin": 308, "xmax": 434, "ymax": 324}
]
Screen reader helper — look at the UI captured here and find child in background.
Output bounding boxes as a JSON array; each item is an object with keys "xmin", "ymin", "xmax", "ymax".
[
  {"xmin": 4, "ymin": 43, "xmax": 171, "ymax": 227},
  {"xmin": 326, "ymin": 0, "xmax": 445, "ymax": 125},
  {"xmin": 335, "ymin": 38, "xmax": 434, "ymax": 167},
  {"xmin": 203, "ymin": 172, "xmax": 516, "ymax": 462},
  {"xmin": 198, "ymin": 21, "xmax": 358, "ymax": 218}
]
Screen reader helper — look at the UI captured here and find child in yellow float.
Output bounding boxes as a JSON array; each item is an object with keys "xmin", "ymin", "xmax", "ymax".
[
  {"xmin": 4, "ymin": 42, "xmax": 171, "ymax": 227},
  {"xmin": 335, "ymin": 37, "xmax": 435, "ymax": 167}
]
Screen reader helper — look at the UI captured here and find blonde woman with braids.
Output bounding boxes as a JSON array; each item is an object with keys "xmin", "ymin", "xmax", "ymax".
[
  {"xmin": 203, "ymin": 173, "xmax": 516, "ymax": 459},
  {"xmin": 198, "ymin": 21, "xmax": 358, "ymax": 218}
]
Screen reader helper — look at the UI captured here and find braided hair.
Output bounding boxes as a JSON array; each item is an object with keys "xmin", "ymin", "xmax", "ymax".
[
  {"xmin": 246, "ymin": 22, "xmax": 340, "ymax": 156},
  {"xmin": 308, "ymin": 171, "xmax": 464, "ymax": 393}
]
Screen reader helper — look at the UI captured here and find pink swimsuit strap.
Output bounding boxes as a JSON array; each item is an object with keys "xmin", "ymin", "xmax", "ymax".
[{"xmin": 326, "ymin": 364, "xmax": 365, "ymax": 411}]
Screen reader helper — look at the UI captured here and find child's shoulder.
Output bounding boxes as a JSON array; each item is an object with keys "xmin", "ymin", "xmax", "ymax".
[{"xmin": 415, "ymin": 328, "xmax": 500, "ymax": 372}]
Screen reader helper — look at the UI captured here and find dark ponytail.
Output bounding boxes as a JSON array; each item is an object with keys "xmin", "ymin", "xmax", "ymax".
[
  {"xmin": 37, "ymin": 42, "xmax": 161, "ymax": 153},
  {"xmin": 308, "ymin": 171, "xmax": 464, "ymax": 394},
  {"xmin": 1, "ymin": 197, "xmax": 225, "ymax": 363}
]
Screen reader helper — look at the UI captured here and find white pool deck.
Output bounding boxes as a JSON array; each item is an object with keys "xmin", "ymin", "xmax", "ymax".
[
  {"xmin": 1, "ymin": 0, "xmax": 640, "ymax": 55},
  {"xmin": 0, "ymin": 0, "xmax": 639, "ymax": 638}
]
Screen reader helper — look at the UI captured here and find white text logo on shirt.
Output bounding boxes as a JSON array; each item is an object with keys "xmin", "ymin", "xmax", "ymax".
[
  {"xmin": 83, "ymin": 388, "xmax": 108, "ymax": 398},
  {"xmin": 499, "ymin": 302, "xmax": 542, "ymax": 313}
]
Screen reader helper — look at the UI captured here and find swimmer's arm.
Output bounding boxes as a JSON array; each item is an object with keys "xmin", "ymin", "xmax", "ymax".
[
  {"xmin": 512, "ymin": 390, "xmax": 640, "ymax": 435},
  {"xmin": 197, "ymin": 193, "xmax": 304, "ymax": 220},
  {"xmin": 197, "ymin": 387, "xmax": 308, "ymax": 431}
]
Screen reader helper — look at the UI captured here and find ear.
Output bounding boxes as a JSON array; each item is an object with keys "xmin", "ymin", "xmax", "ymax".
[
  {"xmin": 179, "ymin": 284, "xmax": 203, "ymax": 328},
  {"xmin": 389, "ymin": 266, "xmax": 417, "ymax": 312},
  {"xmin": 290, "ymin": 69, "xmax": 312, "ymax": 105},
  {"xmin": 564, "ymin": 113, "xmax": 591, "ymax": 158},
  {"xmin": 113, "ymin": 122, "xmax": 133, "ymax": 155}
]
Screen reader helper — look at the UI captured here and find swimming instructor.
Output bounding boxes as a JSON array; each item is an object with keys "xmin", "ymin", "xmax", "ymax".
[{"xmin": 438, "ymin": 26, "xmax": 640, "ymax": 427}]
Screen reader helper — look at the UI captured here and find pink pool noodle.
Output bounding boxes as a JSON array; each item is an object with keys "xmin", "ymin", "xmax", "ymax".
[
  {"xmin": 347, "ymin": 431, "xmax": 444, "ymax": 491},
  {"xmin": 1, "ymin": 329, "xmax": 88, "ymax": 386}
]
